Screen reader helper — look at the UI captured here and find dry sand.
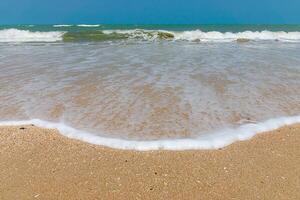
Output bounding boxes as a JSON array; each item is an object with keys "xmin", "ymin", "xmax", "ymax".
[{"xmin": 0, "ymin": 124, "xmax": 299, "ymax": 200}]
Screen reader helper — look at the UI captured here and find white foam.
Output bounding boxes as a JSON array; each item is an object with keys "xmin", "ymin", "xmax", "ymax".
[
  {"xmin": 0, "ymin": 116, "xmax": 299, "ymax": 151},
  {"xmin": 77, "ymin": 24, "xmax": 101, "ymax": 27},
  {"xmin": 53, "ymin": 24, "xmax": 73, "ymax": 27},
  {"xmin": 0, "ymin": 29, "xmax": 64, "ymax": 42},
  {"xmin": 173, "ymin": 30, "xmax": 300, "ymax": 42},
  {"xmin": 1, "ymin": 28, "xmax": 300, "ymax": 43},
  {"xmin": 104, "ymin": 29, "xmax": 300, "ymax": 42},
  {"xmin": 103, "ymin": 29, "xmax": 174, "ymax": 41}
]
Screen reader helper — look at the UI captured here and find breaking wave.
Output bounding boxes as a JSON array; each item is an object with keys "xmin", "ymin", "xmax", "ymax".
[
  {"xmin": 174, "ymin": 30, "xmax": 300, "ymax": 42},
  {"xmin": 1, "ymin": 28, "xmax": 300, "ymax": 42},
  {"xmin": 0, "ymin": 29, "xmax": 64, "ymax": 42}
]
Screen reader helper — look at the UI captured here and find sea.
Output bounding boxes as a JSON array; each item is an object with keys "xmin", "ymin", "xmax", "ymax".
[{"xmin": 0, "ymin": 24, "xmax": 300, "ymax": 150}]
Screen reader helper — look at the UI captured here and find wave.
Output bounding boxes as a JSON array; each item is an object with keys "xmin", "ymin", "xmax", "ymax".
[
  {"xmin": 174, "ymin": 30, "xmax": 300, "ymax": 42},
  {"xmin": 53, "ymin": 24, "xmax": 73, "ymax": 27},
  {"xmin": 77, "ymin": 24, "xmax": 101, "ymax": 27},
  {"xmin": 104, "ymin": 29, "xmax": 300, "ymax": 42},
  {"xmin": 1, "ymin": 28, "xmax": 300, "ymax": 43},
  {"xmin": 0, "ymin": 116, "xmax": 299, "ymax": 151},
  {"xmin": 0, "ymin": 29, "xmax": 64, "ymax": 42},
  {"xmin": 62, "ymin": 29, "xmax": 174, "ymax": 41}
]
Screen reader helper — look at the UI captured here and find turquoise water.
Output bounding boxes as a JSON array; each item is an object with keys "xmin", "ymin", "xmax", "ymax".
[{"xmin": 1, "ymin": 24, "xmax": 300, "ymax": 32}]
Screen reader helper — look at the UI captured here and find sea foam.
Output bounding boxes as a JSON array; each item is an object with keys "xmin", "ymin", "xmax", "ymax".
[
  {"xmin": 1, "ymin": 28, "xmax": 300, "ymax": 42},
  {"xmin": 173, "ymin": 30, "xmax": 300, "ymax": 42},
  {"xmin": 53, "ymin": 24, "xmax": 73, "ymax": 27},
  {"xmin": 0, "ymin": 116, "xmax": 299, "ymax": 151},
  {"xmin": 0, "ymin": 29, "xmax": 64, "ymax": 42},
  {"xmin": 77, "ymin": 24, "xmax": 101, "ymax": 27},
  {"xmin": 103, "ymin": 29, "xmax": 300, "ymax": 42}
]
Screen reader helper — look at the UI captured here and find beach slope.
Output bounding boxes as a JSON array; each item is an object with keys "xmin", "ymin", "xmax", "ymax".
[{"xmin": 0, "ymin": 125, "xmax": 299, "ymax": 200}]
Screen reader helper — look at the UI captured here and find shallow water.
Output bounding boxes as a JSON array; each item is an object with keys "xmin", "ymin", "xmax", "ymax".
[{"xmin": 1, "ymin": 40, "xmax": 300, "ymax": 144}]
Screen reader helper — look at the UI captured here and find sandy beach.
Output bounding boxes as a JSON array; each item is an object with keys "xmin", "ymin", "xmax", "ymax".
[{"xmin": 0, "ymin": 125, "xmax": 299, "ymax": 199}]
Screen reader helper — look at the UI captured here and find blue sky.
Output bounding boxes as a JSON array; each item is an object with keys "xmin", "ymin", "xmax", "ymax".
[{"xmin": 1, "ymin": 0, "xmax": 300, "ymax": 24}]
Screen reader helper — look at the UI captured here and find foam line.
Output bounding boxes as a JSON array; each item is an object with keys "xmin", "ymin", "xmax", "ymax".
[
  {"xmin": 1, "ymin": 29, "xmax": 300, "ymax": 43},
  {"xmin": 0, "ymin": 116, "xmax": 299, "ymax": 151},
  {"xmin": 103, "ymin": 29, "xmax": 300, "ymax": 42},
  {"xmin": 0, "ymin": 29, "xmax": 64, "ymax": 42},
  {"xmin": 77, "ymin": 24, "xmax": 101, "ymax": 27},
  {"xmin": 53, "ymin": 25, "xmax": 73, "ymax": 27},
  {"xmin": 173, "ymin": 30, "xmax": 300, "ymax": 42}
]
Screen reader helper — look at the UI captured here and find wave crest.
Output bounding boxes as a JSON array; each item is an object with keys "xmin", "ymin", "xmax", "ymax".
[
  {"xmin": 0, "ymin": 29, "xmax": 64, "ymax": 42},
  {"xmin": 77, "ymin": 24, "xmax": 101, "ymax": 27},
  {"xmin": 53, "ymin": 24, "xmax": 73, "ymax": 27},
  {"xmin": 174, "ymin": 30, "xmax": 300, "ymax": 42},
  {"xmin": 1, "ymin": 28, "xmax": 300, "ymax": 43}
]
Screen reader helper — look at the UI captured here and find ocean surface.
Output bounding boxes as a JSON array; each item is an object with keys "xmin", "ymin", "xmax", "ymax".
[{"xmin": 1, "ymin": 24, "xmax": 300, "ymax": 150}]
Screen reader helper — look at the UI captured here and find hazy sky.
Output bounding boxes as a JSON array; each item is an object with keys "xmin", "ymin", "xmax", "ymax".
[{"xmin": 1, "ymin": 0, "xmax": 300, "ymax": 24}]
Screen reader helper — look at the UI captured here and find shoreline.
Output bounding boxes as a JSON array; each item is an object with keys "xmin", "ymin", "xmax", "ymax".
[
  {"xmin": 0, "ymin": 124, "xmax": 300, "ymax": 199},
  {"xmin": 1, "ymin": 115, "xmax": 300, "ymax": 151}
]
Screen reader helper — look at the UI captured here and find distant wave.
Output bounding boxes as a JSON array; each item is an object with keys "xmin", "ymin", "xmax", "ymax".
[
  {"xmin": 77, "ymin": 24, "xmax": 101, "ymax": 27},
  {"xmin": 53, "ymin": 24, "xmax": 73, "ymax": 27},
  {"xmin": 1, "ymin": 28, "xmax": 300, "ymax": 43}
]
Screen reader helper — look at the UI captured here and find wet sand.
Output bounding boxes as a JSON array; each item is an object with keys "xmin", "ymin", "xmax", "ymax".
[{"xmin": 0, "ymin": 125, "xmax": 299, "ymax": 200}]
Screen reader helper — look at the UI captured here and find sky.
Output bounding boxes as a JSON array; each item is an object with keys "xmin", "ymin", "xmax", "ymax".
[{"xmin": 1, "ymin": 0, "xmax": 300, "ymax": 24}]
